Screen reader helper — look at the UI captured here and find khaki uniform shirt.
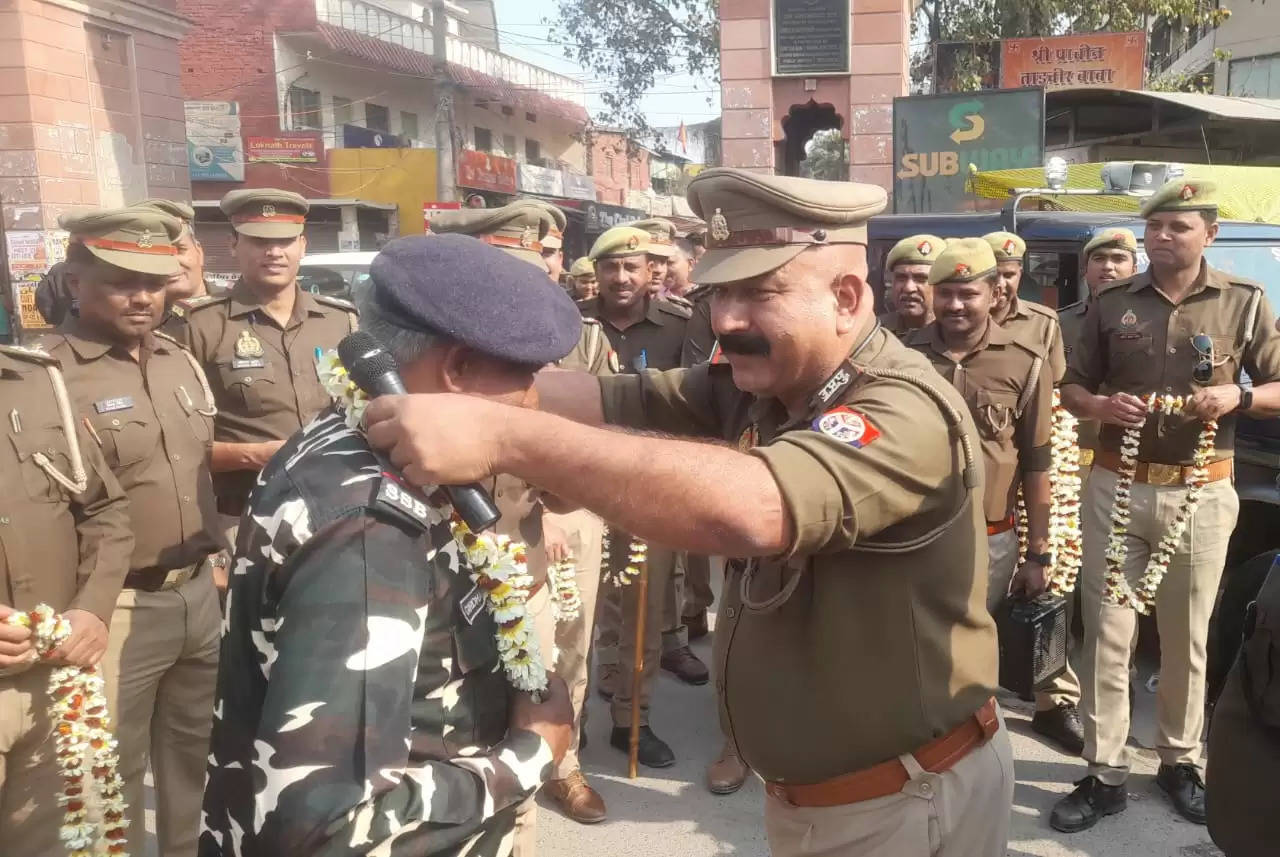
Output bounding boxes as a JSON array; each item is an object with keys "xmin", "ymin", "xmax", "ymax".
[
  {"xmin": 679, "ymin": 285, "xmax": 717, "ymax": 368},
  {"xmin": 1001, "ymin": 295, "xmax": 1066, "ymax": 383},
  {"xmin": 172, "ymin": 281, "xmax": 356, "ymax": 505},
  {"xmin": 599, "ymin": 325, "xmax": 998, "ymax": 783},
  {"xmin": 1064, "ymin": 264, "xmax": 1280, "ymax": 464},
  {"xmin": 558, "ymin": 319, "xmax": 617, "ymax": 376},
  {"xmin": 908, "ymin": 321, "xmax": 1053, "ymax": 523},
  {"xmin": 1057, "ymin": 300, "xmax": 1100, "ymax": 454},
  {"xmin": 877, "ymin": 309, "xmax": 928, "ymax": 340},
  {"xmin": 0, "ymin": 347, "xmax": 133, "ymax": 623},
  {"xmin": 581, "ymin": 297, "xmax": 691, "ymax": 372},
  {"xmin": 41, "ymin": 322, "xmax": 220, "ymax": 574}
]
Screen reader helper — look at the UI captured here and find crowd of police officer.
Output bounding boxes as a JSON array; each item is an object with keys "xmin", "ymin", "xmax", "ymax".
[{"xmin": 1, "ymin": 170, "xmax": 1277, "ymax": 857}]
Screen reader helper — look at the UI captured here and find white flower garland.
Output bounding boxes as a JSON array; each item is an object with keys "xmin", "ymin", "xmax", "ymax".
[
  {"xmin": 1103, "ymin": 393, "xmax": 1219, "ymax": 614},
  {"xmin": 321, "ymin": 349, "xmax": 547, "ymax": 695},
  {"xmin": 548, "ymin": 559, "xmax": 582, "ymax": 622},
  {"xmin": 5, "ymin": 605, "xmax": 129, "ymax": 857},
  {"xmin": 600, "ymin": 529, "xmax": 647, "ymax": 587},
  {"xmin": 1012, "ymin": 392, "xmax": 1083, "ymax": 595}
]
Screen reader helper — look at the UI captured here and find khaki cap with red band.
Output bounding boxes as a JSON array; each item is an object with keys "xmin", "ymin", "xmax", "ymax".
[
  {"xmin": 982, "ymin": 231, "xmax": 1026, "ymax": 263},
  {"xmin": 928, "ymin": 237, "xmax": 998, "ymax": 286},
  {"xmin": 138, "ymin": 197, "xmax": 195, "ymax": 225},
  {"xmin": 1139, "ymin": 178, "xmax": 1219, "ymax": 218},
  {"xmin": 626, "ymin": 217, "xmax": 677, "ymax": 258},
  {"xmin": 1083, "ymin": 227, "xmax": 1138, "ymax": 258},
  {"xmin": 588, "ymin": 226, "xmax": 651, "ymax": 262},
  {"xmin": 685, "ymin": 167, "xmax": 887, "ymax": 285},
  {"xmin": 219, "ymin": 188, "xmax": 309, "ymax": 239},
  {"xmin": 886, "ymin": 234, "xmax": 945, "ymax": 270},
  {"xmin": 60, "ymin": 206, "xmax": 183, "ymax": 276},
  {"xmin": 428, "ymin": 201, "xmax": 553, "ymax": 268}
]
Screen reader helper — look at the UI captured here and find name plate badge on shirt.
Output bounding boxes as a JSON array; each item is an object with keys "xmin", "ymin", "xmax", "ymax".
[
  {"xmin": 459, "ymin": 585, "xmax": 486, "ymax": 625},
  {"xmin": 231, "ymin": 358, "xmax": 266, "ymax": 370},
  {"xmin": 94, "ymin": 396, "xmax": 134, "ymax": 414}
]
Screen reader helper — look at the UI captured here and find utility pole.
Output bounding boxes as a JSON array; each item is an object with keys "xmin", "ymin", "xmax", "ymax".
[{"xmin": 432, "ymin": 0, "xmax": 457, "ymax": 202}]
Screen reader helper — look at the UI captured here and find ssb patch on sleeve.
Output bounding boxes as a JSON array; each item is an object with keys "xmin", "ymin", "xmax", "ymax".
[{"xmin": 812, "ymin": 406, "xmax": 880, "ymax": 448}]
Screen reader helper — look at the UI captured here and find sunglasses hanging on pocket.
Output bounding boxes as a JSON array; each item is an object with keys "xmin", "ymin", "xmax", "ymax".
[{"xmin": 1190, "ymin": 334, "xmax": 1230, "ymax": 384}]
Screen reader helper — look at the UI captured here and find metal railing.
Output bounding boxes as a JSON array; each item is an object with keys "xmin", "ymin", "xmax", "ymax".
[{"xmin": 313, "ymin": 0, "xmax": 584, "ymax": 102}]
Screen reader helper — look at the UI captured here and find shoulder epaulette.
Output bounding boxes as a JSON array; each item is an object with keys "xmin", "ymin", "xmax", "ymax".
[
  {"xmin": 177, "ymin": 294, "xmax": 227, "ymax": 314},
  {"xmin": 664, "ymin": 293, "xmax": 694, "ymax": 311},
  {"xmin": 0, "ymin": 343, "xmax": 58, "ymax": 366},
  {"xmin": 314, "ymin": 294, "xmax": 357, "ymax": 311},
  {"xmin": 152, "ymin": 329, "xmax": 185, "ymax": 348},
  {"xmin": 1097, "ymin": 276, "xmax": 1134, "ymax": 296},
  {"xmin": 656, "ymin": 299, "xmax": 692, "ymax": 320},
  {"xmin": 1227, "ymin": 276, "xmax": 1264, "ymax": 291},
  {"xmin": 1022, "ymin": 299, "xmax": 1059, "ymax": 321}
]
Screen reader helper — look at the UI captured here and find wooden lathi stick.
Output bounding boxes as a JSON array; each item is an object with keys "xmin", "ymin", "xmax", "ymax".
[{"xmin": 628, "ymin": 554, "xmax": 649, "ymax": 779}]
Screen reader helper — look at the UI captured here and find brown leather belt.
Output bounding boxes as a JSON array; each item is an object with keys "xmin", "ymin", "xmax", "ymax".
[
  {"xmin": 123, "ymin": 558, "xmax": 208, "ymax": 592},
  {"xmin": 1095, "ymin": 451, "xmax": 1232, "ymax": 486},
  {"xmin": 216, "ymin": 496, "xmax": 247, "ymax": 517},
  {"xmin": 765, "ymin": 698, "xmax": 1000, "ymax": 808},
  {"xmin": 987, "ymin": 516, "xmax": 1015, "ymax": 536}
]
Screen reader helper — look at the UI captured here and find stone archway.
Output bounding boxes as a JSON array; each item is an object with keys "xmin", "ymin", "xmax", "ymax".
[{"xmin": 778, "ymin": 100, "xmax": 844, "ymax": 178}]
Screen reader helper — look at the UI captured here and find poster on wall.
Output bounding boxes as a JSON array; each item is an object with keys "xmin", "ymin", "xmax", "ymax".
[
  {"xmin": 5, "ymin": 229, "xmax": 68, "ymax": 331},
  {"xmin": 893, "ymin": 88, "xmax": 1045, "ymax": 213},
  {"xmin": 1001, "ymin": 31, "xmax": 1147, "ymax": 91},
  {"xmin": 185, "ymin": 101, "xmax": 244, "ymax": 182}
]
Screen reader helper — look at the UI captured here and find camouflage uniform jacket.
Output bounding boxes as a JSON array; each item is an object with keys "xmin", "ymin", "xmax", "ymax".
[{"xmin": 199, "ymin": 409, "xmax": 552, "ymax": 857}]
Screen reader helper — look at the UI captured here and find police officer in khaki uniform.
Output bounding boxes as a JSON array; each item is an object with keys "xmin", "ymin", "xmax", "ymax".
[
  {"xmin": 362, "ymin": 168, "xmax": 1013, "ymax": 857},
  {"xmin": 138, "ymin": 198, "xmax": 210, "ymax": 303},
  {"xmin": 1060, "ymin": 228, "xmax": 1140, "ymax": 469},
  {"xmin": 171, "ymin": 189, "xmax": 356, "ymax": 545},
  {"xmin": 627, "ymin": 217, "xmax": 678, "ymax": 297},
  {"xmin": 985, "ymin": 231, "xmax": 1067, "ymax": 383},
  {"xmin": 878, "ymin": 233, "xmax": 943, "ymax": 338},
  {"xmin": 43, "ymin": 206, "xmax": 224, "ymax": 857},
  {"xmin": 0, "ymin": 347, "xmax": 132, "ymax": 856},
  {"xmin": 569, "ymin": 256, "xmax": 597, "ymax": 300},
  {"xmin": 907, "ymin": 239, "xmax": 1083, "ymax": 750},
  {"xmin": 429, "ymin": 199, "xmax": 611, "ymax": 830},
  {"xmin": 537, "ymin": 204, "xmax": 567, "ymax": 285},
  {"xmin": 1055, "ymin": 180, "xmax": 1280, "ymax": 831}
]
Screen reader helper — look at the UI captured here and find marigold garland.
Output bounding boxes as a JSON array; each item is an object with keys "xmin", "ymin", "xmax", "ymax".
[
  {"xmin": 601, "ymin": 529, "xmax": 647, "ymax": 587},
  {"xmin": 1012, "ymin": 391, "xmax": 1083, "ymax": 595},
  {"xmin": 5, "ymin": 605, "xmax": 129, "ymax": 857},
  {"xmin": 322, "ymin": 348, "xmax": 548, "ymax": 695},
  {"xmin": 1102, "ymin": 393, "xmax": 1218, "ymax": 614}
]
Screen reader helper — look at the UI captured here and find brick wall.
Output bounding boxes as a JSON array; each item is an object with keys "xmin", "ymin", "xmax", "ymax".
[
  {"xmin": 587, "ymin": 129, "xmax": 648, "ymax": 206},
  {"xmin": 0, "ymin": 0, "xmax": 189, "ymax": 234},
  {"xmin": 177, "ymin": 0, "xmax": 329, "ymax": 199}
]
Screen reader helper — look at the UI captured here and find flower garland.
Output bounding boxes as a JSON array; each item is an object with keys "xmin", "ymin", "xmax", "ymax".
[
  {"xmin": 5, "ymin": 605, "xmax": 129, "ymax": 857},
  {"xmin": 1046, "ymin": 391, "xmax": 1084, "ymax": 595},
  {"xmin": 548, "ymin": 559, "xmax": 582, "ymax": 622},
  {"xmin": 600, "ymin": 528, "xmax": 647, "ymax": 587},
  {"xmin": 1103, "ymin": 394, "xmax": 1218, "ymax": 614},
  {"xmin": 321, "ymin": 349, "xmax": 548, "ymax": 695}
]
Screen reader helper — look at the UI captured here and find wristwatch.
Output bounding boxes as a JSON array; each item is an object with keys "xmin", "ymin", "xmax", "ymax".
[
  {"xmin": 1026, "ymin": 551, "xmax": 1053, "ymax": 567},
  {"xmin": 1236, "ymin": 384, "xmax": 1253, "ymax": 412}
]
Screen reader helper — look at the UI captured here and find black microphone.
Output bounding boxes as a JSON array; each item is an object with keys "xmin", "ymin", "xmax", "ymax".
[{"xmin": 338, "ymin": 331, "xmax": 501, "ymax": 532}]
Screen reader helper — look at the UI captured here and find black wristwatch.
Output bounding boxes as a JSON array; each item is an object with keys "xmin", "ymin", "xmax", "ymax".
[
  {"xmin": 1026, "ymin": 551, "xmax": 1053, "ymax": 567},
  {"xmin": 1236, "ymin": 384, "xmax": 1253, "ymax": 412}
]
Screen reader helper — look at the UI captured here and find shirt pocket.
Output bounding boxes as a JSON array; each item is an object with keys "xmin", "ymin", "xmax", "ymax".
[
  {"xmin": 216, "ymin": 363, "xmax": 280, "ymax": 418},
  {"xmin": 972, "ymin": 388, "xmax": 1018, "ymax": 442},
  {"xmin": 92, "ymin": 415, "xmax": 156, "ymax": 469},
  {"xmin": 7, "ymin": 429, "xmax": 75, "ymax": 503},
  {"xmin": 173, "ymin": 386, "xmax": 212, "ymax": 445}
]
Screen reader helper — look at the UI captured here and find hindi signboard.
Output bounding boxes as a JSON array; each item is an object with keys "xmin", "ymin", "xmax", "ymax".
[
  {"xmin": 246, "ymin": 136, "xmax": 321, "ymax": 163},
  {"xmin": 423, "ymin": 201, "xmax": 463, "ymax": 232},
  {"xmin": 1001, "ymin": 31, "xmax": 1146, "ymax": 91},
  {"xmin": 457, "ymin": 149, "xmax": 518, "ymax": 195},
  {"xmin": 893, "ymin": 88, "xmax": 1045, "ymax": 213},
  {"xmin": 773, "ymin": 0, "xmax": 850, "ymax": 76}
]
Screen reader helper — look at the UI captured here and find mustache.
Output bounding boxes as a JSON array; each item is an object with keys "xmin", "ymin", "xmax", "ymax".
[{"xmin": 718, "ymin": 333, "xmax": 771, "ymax": 356}]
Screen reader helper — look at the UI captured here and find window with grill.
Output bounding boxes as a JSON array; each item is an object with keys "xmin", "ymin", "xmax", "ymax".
[
  {"xmin": 366, "ymin": 103, "xmax": 390, "ymax": 132},
  {"xmin": 287, "ymin": 86, "xmax": 321, "ymax": 130},
  {"xmin": 475, "ymin": 126, "xmax": 493, "ymax": 152}
]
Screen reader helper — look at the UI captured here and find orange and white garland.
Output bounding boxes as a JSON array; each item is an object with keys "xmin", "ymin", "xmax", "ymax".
[
  {"xmin": 548, "ymin": 559, "xmax": 583, "ymax": 622},
  {"xmin": 601, "ymin": 529, "xmax": 648, "ymax": 587},
  {"xmin": 5, "ymin": 605, "xmax": 129, "ymax": 857},
  {"xmin": 1103, "ymin": 394, "xmax": 1218, "ymax": 614},
  {"xmin": 1013, "ymin": 391, "xmax": 1084, "ymax": 595}
]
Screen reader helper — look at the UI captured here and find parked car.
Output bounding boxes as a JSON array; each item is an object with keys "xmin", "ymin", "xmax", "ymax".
[{"xmin": 297, "ymin": 251, "xmax": 377, "ymax": 302}]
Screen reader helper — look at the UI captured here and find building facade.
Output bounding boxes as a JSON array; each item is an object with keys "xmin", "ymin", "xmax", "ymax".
[{"xmin": 1153, "ymin": 1, "xmax": 1280, "ymax": 97}]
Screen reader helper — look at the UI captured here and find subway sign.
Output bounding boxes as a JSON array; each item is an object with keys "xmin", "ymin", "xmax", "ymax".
[{"xmin": 893, "ymin": 88, "xmax": 1045, "ymax": 213}]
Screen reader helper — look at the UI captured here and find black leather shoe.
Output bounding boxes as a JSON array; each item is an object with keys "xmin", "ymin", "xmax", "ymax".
[
  {"xmin": 1032, "ymin": 703, "xmax": 1085, "ymax": 755},
  {"xmin": 660, "ymin": 645, "xmax": 710, "ymax": 685},
  {"xmin": 1156, "ymin": 763, "xmax": 1206, "ymax": 824},
  {"xmin": 683, "ymin": 610, "xmax": 709, "ymax": 641},
  {"xmin": 1050, "ymin": 776, "xmax": 1127, "ymax": 832},
  {"xmin": 609, "ymin": 726, "xmax": 675, "ymax": 768}
]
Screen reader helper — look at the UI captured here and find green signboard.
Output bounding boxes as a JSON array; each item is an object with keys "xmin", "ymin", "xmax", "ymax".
[{"xmin": 892, "ymin": 88, "xmax": 1045, "ymax": 213}]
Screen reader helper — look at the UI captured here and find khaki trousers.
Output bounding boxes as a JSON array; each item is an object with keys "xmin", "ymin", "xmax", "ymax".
[
  {"xmin": 1080, "ymin": 468, "xmax": 1238, "ymax": 785},
  {"xmin": 512, "ymin": 584, "xmax": 555, "ymax": 857},
  {"xmin": 607, "ymin": 539, "xmax": 676, "ymax": 728},
  {"xmin": 547, "ymin": 510, "xmax": 604, "ymax": 778},
  {"xmin": 103, "ymin": 569, "xmax": 221, "ymax": 857},
  {"xmin": 659, "ymin": 553, "xmax": 715, "ymax": 655},
  {"xmin": 0, "ymin": 666, "xmax": 66, "ymax": 855},
  {"xmin": 986, "ymin": 530, "xmax": 1081, "ymax": 711},
  {"xmin": 764, "ymin": 712, "xmax": 1014, "ymax": 857}
]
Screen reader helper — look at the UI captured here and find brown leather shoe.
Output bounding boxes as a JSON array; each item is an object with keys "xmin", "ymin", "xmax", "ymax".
[
  {"xmin": 544, "ymin": 770, "xmax": 607, "ymax": 824},
  {"xmin": 707, "ymin": 742, "xmax": 749, "ymax": 794},
  {"xmin": 660, "ymin": 645, "xmax": 709, "ymax": 685},
  {"xmin": 683, "ymin": 610, "xmax": 709, "ymax": 641},
  {"xmin": 597, "ymin": 662, "xmax": 620, "ymax": 700}
]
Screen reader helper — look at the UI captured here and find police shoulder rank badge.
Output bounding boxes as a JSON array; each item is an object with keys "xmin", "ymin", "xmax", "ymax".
[{"xmin": 813, "ymin": 406, "xmax": 880, "ymax": 448}]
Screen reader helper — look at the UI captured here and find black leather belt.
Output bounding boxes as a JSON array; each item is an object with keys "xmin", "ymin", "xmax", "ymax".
[{"xmin": 216, "ymin": 496, "xmax": 247, "ymax": 517}]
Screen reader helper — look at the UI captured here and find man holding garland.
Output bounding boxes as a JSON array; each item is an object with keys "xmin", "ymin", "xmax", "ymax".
[{"xmin": 1053, "ymin": 180, "xmax": 1280, "ymax": 831}]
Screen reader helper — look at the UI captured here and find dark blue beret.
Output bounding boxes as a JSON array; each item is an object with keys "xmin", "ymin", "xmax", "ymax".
[{"xmin": 369, "ymin": 233, "xmax": 582, "ymax": 365}]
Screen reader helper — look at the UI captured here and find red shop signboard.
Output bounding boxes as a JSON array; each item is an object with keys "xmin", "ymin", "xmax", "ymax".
[{"xmin": 456, "ymin": 149, "xmax": 518, "ymax": 195}]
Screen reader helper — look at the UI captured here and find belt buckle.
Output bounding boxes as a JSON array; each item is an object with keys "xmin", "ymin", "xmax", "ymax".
[
  {"xmin": 1079, "ymin": 449, "xmax": 1094, "ymax": 467},
  {"xmin": 1147, "ymin": 463, "xmax": 1183, "ymax": 486}
]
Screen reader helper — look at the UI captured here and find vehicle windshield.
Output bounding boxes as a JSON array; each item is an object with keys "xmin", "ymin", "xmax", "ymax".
[{"xmin": 297, "ymin": 264, "xmax": 373, "ymax": 301}]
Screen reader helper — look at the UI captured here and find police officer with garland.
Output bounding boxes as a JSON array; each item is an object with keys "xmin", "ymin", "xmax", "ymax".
[
  {"xmin": 40, "ymin": 206, "xmax": 224, "ymax": 855},
  {"xmin": 1054, "ymin": 180, "xmax": 1280, "ymax": 831},
  {"xmin": 878, "ymin": 233, "xmax": 944, "ymax": 338},
  {"xmin": 170, "ymin": 189, "xmax": 356, "ymax": 545},
  {"xmin": 362, "ymin": 168, "xmax": 1012, "ymax": 857}
]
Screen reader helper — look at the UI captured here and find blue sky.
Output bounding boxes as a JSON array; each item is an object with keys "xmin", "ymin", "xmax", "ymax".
[{"xmin": 491, "ymin": 0, "xmax": 721, "ymax": 128}]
